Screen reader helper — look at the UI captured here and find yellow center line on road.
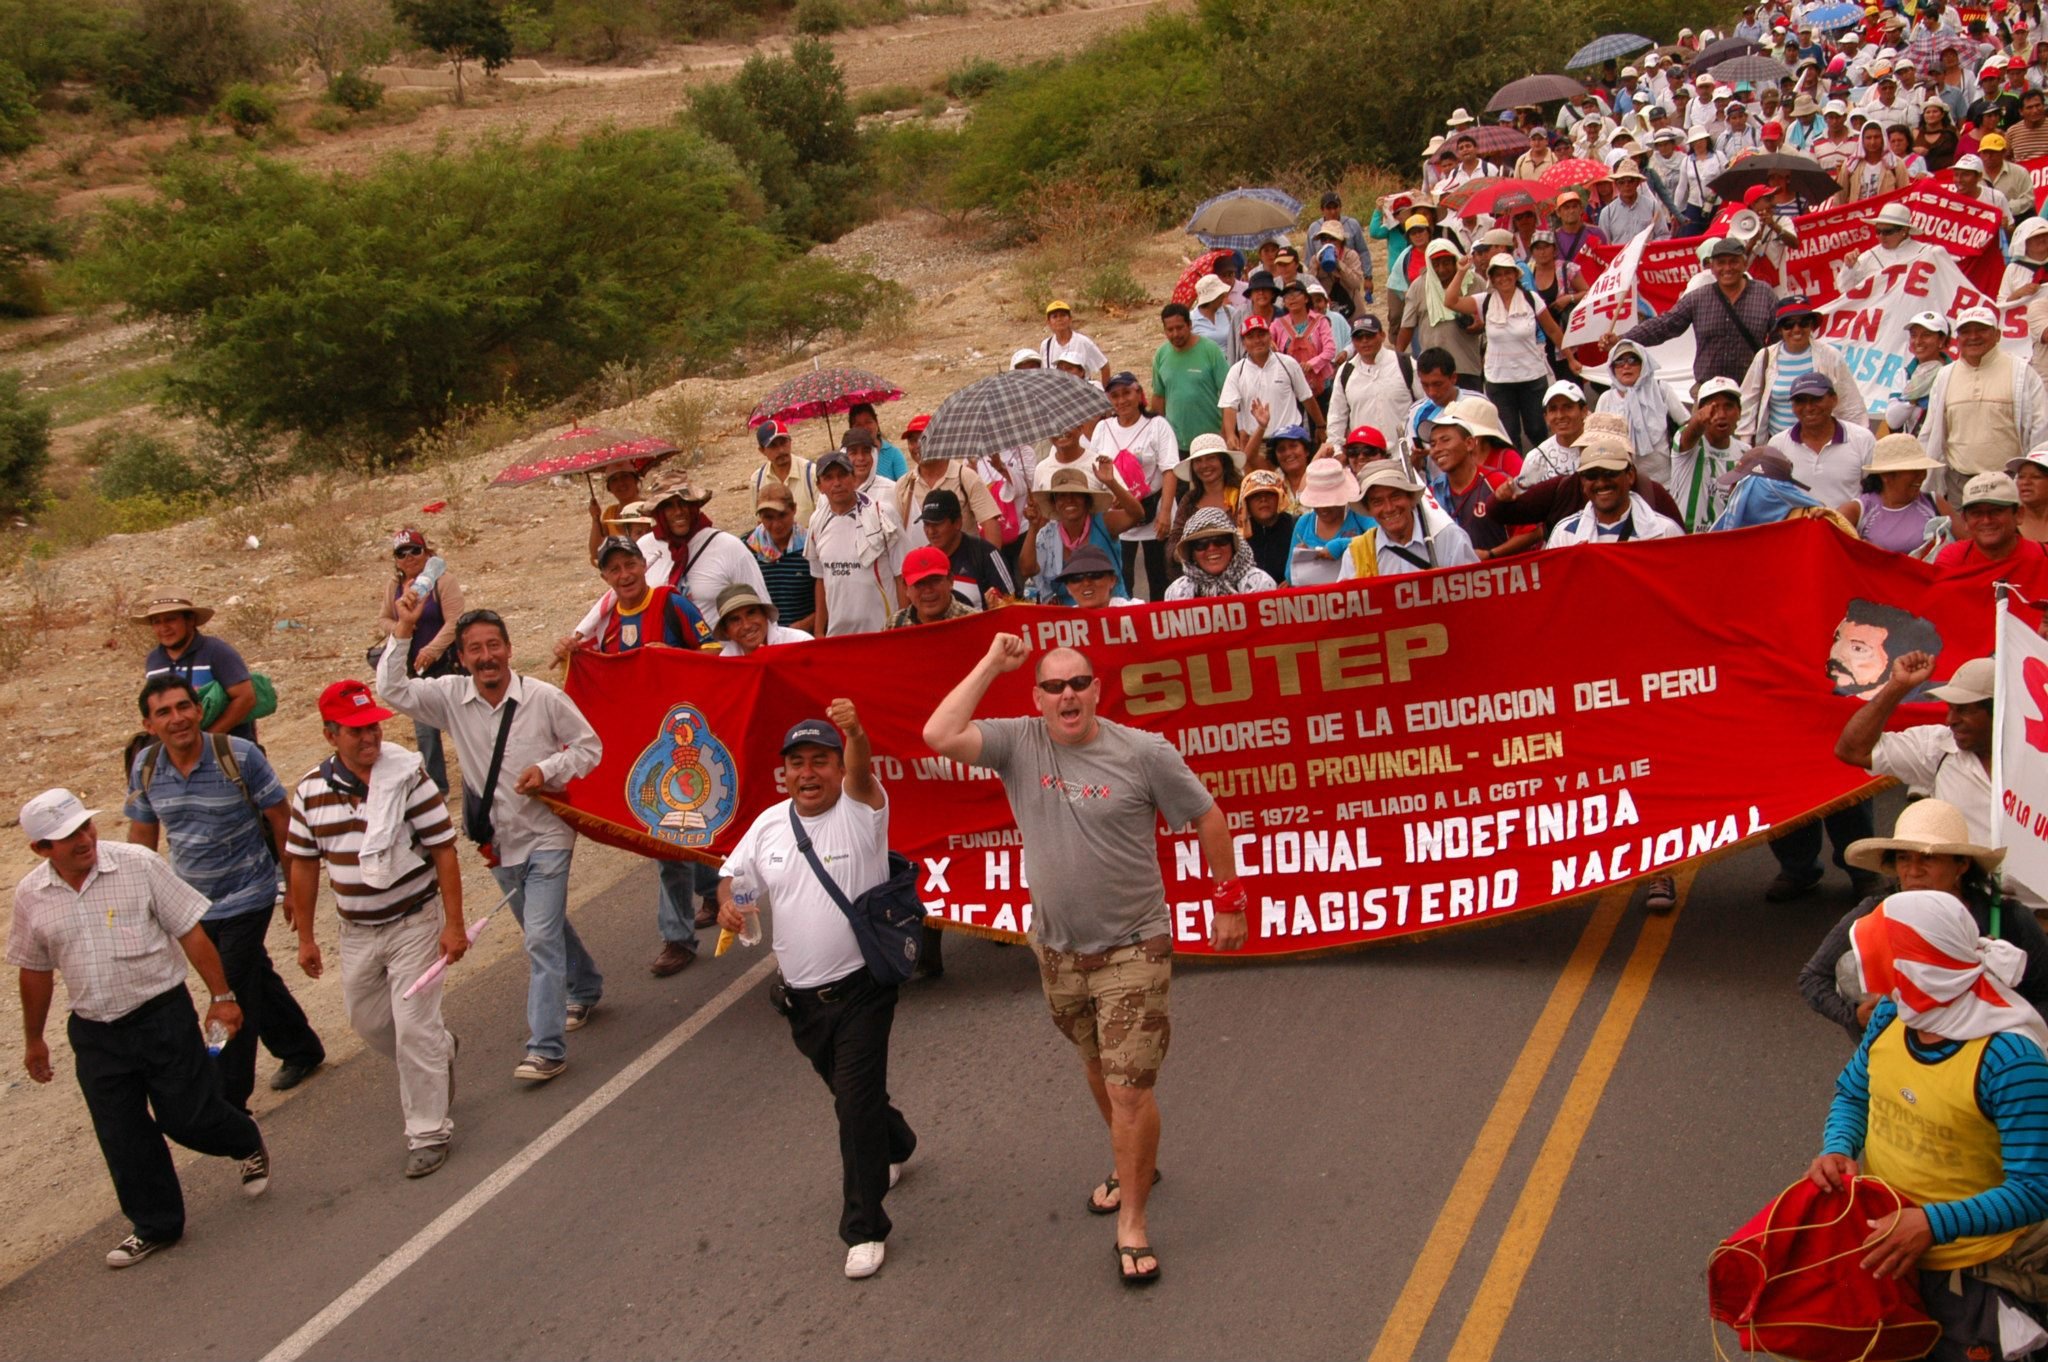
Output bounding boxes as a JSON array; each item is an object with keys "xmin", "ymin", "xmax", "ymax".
[
  {"xmin": 1365, "ymin": 886, "xmax": 1633, "ymax": 1362},
  {"xmin": 1446, "ymin": 874, "xmax": 1690, "ymax": 1362}
]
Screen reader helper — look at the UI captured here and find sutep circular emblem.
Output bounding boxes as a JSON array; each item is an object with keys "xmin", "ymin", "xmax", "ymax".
[{"xmin": 626, "ymin": 704, "xmax": 738, "ymax": 849}]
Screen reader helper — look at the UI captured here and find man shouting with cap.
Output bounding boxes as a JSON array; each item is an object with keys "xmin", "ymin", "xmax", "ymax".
[{"xmin": 923, "ymin": 634, "xmax": 1248, "ymax": 1287}]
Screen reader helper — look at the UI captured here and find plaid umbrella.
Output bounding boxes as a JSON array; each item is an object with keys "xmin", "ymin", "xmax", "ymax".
[
  {"xmin": 748, "ymin": 366, "xmax": 903, "ymax": 429},
  {"xmin": 1536, "ymin": 157, "xmax": 1613, "ymax": 194},
  {"xmin": 1171, "ymin": 248, "xmax": 1235, "ymax": 306},
  {"xmin": 1461, "ymin": 123, "xmax": 1530, "ymax": 159},
  {"xmin": 1712, "ymin": 54, "xmax": 1794, "ymax": 84},
  {"xmin": 1564, "ymin": 33, "xmax": 1653, "ymax": 69},
  {"xmin": 918, "ymin": 370, "xmax": 1112, "ymax": 465},
  {"xmin": 1487, "ymin": 74, "xmax": 1586, "ymax": 112},
  {"xmin": 1689, "ymin": 37, "xmax": 1761, "ymax": 73},
  {"xmin": 1184, "ymin": 187, "xmax": 1303, "ymax": 250},
  {"xmin": 491, "ymin": 427, "xmax": 677, "ymax": 489}
]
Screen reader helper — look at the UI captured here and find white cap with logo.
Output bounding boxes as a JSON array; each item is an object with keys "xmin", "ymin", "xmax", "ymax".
[{"xmin": 20, "ymin": 789, "xmax": 97, "ymax": 844}]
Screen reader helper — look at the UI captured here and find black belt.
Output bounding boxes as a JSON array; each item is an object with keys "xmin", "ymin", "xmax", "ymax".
[{"xmin": 784, "ymin": 968, "xmax": 869, "ymax": 1003}]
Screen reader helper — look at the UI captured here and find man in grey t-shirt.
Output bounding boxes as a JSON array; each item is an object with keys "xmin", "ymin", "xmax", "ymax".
[{"xmin": 924, "ymin": 634, "xmax": 1247, "ymax": 1286}]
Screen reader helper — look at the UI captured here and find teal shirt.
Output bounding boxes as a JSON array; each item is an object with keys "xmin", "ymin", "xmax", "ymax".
[{"xmin": 1151, "ymin": 336, "xmax": 1229, "ymax": 452}]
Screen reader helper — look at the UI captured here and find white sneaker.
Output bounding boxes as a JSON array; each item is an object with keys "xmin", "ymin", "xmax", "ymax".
[
  {"xmin": 844, "ymin": 1241, "xmax": 885, "ymax": 1279},
  {"xmin": 889, "ymin": 1162, "xmax": 903, "ymax": 1189}
]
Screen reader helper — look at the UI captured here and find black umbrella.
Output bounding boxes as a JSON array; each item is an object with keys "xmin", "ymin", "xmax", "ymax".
[
  {"xmin": 1709, "ymin": 152, "xmax": 1836, "ymax": 204},
  {"xmin": 919, "ymin": 371, "xmax": 1113, "ymax": 465},
  {"xmin": 1486, "ymin": 74, "xmax": 1586, "ymax": 112},
  {"xmin": 1690, "ymin": 37, "xmax": 1762, "ymax": 73}
]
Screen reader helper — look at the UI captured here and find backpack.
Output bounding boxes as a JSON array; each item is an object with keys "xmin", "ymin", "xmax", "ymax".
[
  {"xmin": 788, "ymin": 804, "xmax": 924, "ymax": 985},
  {"xmin": 1336, "ymin": 351, "xmax": 1412, "ymax": 399},
  {"xmin": 138, "ymin": 734, "xmax": 278, "ymax": 863}
]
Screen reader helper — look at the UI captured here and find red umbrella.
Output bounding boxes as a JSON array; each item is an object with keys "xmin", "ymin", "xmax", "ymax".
[
  {"xmin": 490, "ymin": 427, "xmax": 677, "ymax": 490},
  {"xmin": 1171, "ymin": 248, "xmax": 1234, "ymax": 306},
  {"xmin": 1453, "ymin": 178, "xmax": 1552, "ymax": 220},
  {"xmin": 1435, "ymin": 176, "xmax": 1505, "ymax": 213},
  {"xmin": 1536, "ymin": 157, "xmax": 1612, "ymax": 194},
  {"xmin": 747, "ymin": 367, "xmax": 904, "ymax": 429}
]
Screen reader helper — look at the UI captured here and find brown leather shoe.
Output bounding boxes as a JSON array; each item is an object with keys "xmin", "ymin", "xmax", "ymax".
[
  {"xmin": 651, "ymin": 941, "xmax": 696, "ymax": 977},
  {"xmin": 693, "ymin": 899, "xmax": 718, "ymax": 930}
]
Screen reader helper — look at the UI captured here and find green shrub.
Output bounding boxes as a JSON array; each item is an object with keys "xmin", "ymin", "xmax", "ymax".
[
  {"xmin": 866, "ymin": 119, "xmax": 961, "ymax": 214},
  {"xmin": 80, "ymin": 127, "xmax": 897, "ymax": 457},
  {"xmin": 216, "ymin": 83, "xmax": 278, "ymax": 136},
  {"xmin": 0, "ymin": 186, "xmax": 64, "ymax": 317},
  {"xmin": 793, "ymin": 0, "xmax": 845, "ymax": 33},
  {"xmin": 852, "ymin": 84, "xmax": 923, "ymax": 116},
  {"xmin": 684, "ymin": 38, "xmax": 864, "ymax": 244},
  {"xmin": 557, "ymin": 0, "xmax": 660, "ymax": 61},
  {"xmin": 88, "ymin": 429, "xmax": 209, "ymax": 502},
  {"xmin": 0, "ymin": 369, "xmax": 50, "ymax": 513},
  {"xmin": 100, "ymin": 0, "xmax": 265, "ymax": 117},
  {"xmin": 1083, "ymin": 262, "xmax": 1146, "ymax": 312},
  {"xmin": 942, "ymin": 56, "xmax": 1001, "ymax": 100},
  {"xmin": 391, "ymin": 0, "xmax": 512, "ymax": 101},
  {"xmin": 327, "ymin": 70, "xmax": 383, "ymax": 111},
  {"xmin": 0, "ymin": 60, "xmax": 34, "ymax": 156}
]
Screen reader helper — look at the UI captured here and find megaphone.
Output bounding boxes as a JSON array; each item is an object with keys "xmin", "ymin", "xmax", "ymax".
[{"xmin": 1727, "ymin": 209, "xmax": 1763, "ymax": 246}]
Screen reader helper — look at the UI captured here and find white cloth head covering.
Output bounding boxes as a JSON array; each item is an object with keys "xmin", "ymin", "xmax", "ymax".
[{"xmin": 1851, "ymin": 890, "xmax": 2048, "ymax": 1050}]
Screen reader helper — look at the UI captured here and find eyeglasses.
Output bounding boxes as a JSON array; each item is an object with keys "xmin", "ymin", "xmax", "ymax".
[
  {"xmin": 1036, "ymin": 675, "xmax": 1096, "ymax": 694},
  {"xmin": 1064, "ymin": 572, "xmax": 1114, "ymax": 585},
  {"xmin": 394, "ymin": 546, "xmax": 425, "ymax": 558}
]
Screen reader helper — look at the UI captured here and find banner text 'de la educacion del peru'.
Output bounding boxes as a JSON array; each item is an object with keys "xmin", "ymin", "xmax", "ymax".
[{"xmin": 547, "ymin": 520, "xmax": 2044, "ymax": 958}]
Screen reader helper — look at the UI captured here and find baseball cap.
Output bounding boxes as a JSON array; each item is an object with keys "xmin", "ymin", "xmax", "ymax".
[
  {"xmin": 1246, "ymin": 271, "xmax": 1280, "ymax": 294},
  {"xmin": 1929, "ymin": 657, "xmax": 1996, "ymax": 704},
  {"xmin": 840, "ymin": 426, "xmax": 878, "ymax": 448},
  {"xmin": 754, "ymin": 419, "xmax": 791, "ymax": 449},
  {"xmin": 918, "ymin": 488, "xmax": 963, "ymax": 523},
  {"xmin": 1956, "ymin": 306, "xmax": 2002, "ymax": 331},
  {"xmin": 1044, "ymin": 299, "xmax": 1072, "ymax": 315},
  {"xmin": 1706, "ymin": 236, "xmax": 1748, "ymax": 259},
  {"xmin": 1105, "ymin": 371, "xmax": 1140, "ymax": 390},
  {"xmin": 1576, "ymin": 439, "xmax": 1634, "ymax": 473},
  {"xmin": 318, "ymin": 678, "xmax": 395, "ymax": 728},
  {"xmin": 392, "ymin": 528, "xmax": 428, "ymax": 553},
  {"xmin": 780, "ymin": 719, "xmax": 845, "ymax": 756},
  {"xmin": 815, "ymin": 449, "xmax": 856, "ymax": 475},
  {"xmin": 1776, "ymin": 295, "xmax": 1824, "ymax": 326},
  {"xmin": 1960, "ymin": 470, "xmax": 2022, "ymax": 507},
  {"xmin": 1761, "ymin": 120, "xmax": 1785, "ymax": 138},
  {"xmin": 1982, "ymin": 132, "xmax": 2012, "ymax": 152},
  {"xmin": 2010, "ymin": 447, "xmax": 2048, "ymax": 477},
  {"xmin": 1343, "ymin": 424, "xmax": 1388, "ymax": 450},
  {"xmin": 19, "ymin": 789, "xmax": 97, "ymax": 844},
  {"xmin": 1907, "ymin": 310, "xmax": 1953, "ymax": 335},
  {"xmin": 1787, "ymin": 372, "xmax": 1837, "ymax": 399},
  {"xmin": 595, "ymin": 534, "xmax": 644, "ymax": 566},
  {"xmin": 903, "ymin": 413, "xmax": 932, "ymax": 435},
  {"xmin": 1056, "ymin": 543, "xmax": 1118, "ymax": 580},
  {"xmin": 1543, "ymin": 379, "xmax": 1586, "ymax": 406},
  {"xmin": 1010, "ymin": 348, "xmax": 1043, "ymax": 369},
  {"xmin": 1353, "ymin": 314, "xmax": 1384, "ymax": 337},
  {"xmin": 1697, "ymin": 376, "xmax": 1742, "ymax": 404},
  {"xmin": 1269, "ymin": 423, "xmax": 1311, "ymax": 443},
  {"xmin": 1241, "ymin": 314, "xmax": 1272, "ymax": 335},
  {"xmin": 1954, "ymin": 154, "xmax": 1986, "ymax": 174},
  {"xmin": 902, "ymin": 545, "xmax": 951, "ymax": 585}
]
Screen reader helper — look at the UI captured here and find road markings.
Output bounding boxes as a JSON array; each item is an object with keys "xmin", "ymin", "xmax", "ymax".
[
  {"xmin": 261, "ymin": 954, "xmax": 779, "ymax": 1362},
  {"xmin": 1446, "ymin": 882, "xmax": 1687, "ymax": 1362},
  {"xmin": 1365, "ymin": 888, "xmax": 1631, "ymax": 1362}
]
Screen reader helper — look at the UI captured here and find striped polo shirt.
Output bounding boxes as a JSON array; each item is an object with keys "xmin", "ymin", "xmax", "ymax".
[{"xmin": 286, "ymin": 756, "xmax": 456, "ymax": 924}]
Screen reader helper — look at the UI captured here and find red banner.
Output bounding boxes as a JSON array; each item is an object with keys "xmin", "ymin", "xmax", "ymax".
[
  {"xmin": 1580, "ymin": 181, "xmax": 2007, "ymax": 315},
  {"xmin": 549, "ymin": 522, "xmax": 2047, "ymax": 957}
]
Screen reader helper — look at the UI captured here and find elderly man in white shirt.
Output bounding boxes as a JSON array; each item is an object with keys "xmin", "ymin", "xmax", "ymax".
[
  {"xmin": 379, "ymin": 601, "xmax": 604, "ymax": 1084},
  {"xmin": 1338, "ymin": 464, "xmax": 1479, "ymax": 577}
]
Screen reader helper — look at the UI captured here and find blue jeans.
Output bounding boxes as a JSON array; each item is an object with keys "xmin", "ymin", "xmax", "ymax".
[
  {"xmin": 491, "ymin": 849, "xmax": 602, "ymax": 1062},
  {"xmin": 655, "ymin": 859, "xmax": 711, "ymax": 950},
  {"xmin": 414, "ymin": 721, "xmax": 448, "ymax": 794}
]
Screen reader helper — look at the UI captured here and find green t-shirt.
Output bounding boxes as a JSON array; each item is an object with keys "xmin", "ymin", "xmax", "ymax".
[{"xmin": 1151, "ymin": 337, "xmax": 1228, "ymax": 452}]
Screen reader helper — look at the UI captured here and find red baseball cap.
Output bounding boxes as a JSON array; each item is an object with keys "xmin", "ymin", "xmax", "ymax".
[
  {"xmin": 319, "ymin": 679, "xmax": 394, "ymax": 728},
  {"xmin": 392, "ymin": 528, "xmax": 428, "ymax": 553},
  {"xmin": 1742, "ymin": 184, "xmax": 1775, "ymax": 206},
  {"xmin": 1761, "ymin": 120, "xmax": 1784, "ymax": 138},
  {"xmin": 902, "ymin": 545, "xmax": 951, "ymax": 585},
  {"xmin": 904, "ymin": 413, "xmax": 932, "ymax": 435},
  {"xmin": 1343, "ymin": 425, "xmax": 1388, "ymax": 450},
  {"xmin": 1241, "ymin": 314, "xmax": 1271, "ymax": 335}
]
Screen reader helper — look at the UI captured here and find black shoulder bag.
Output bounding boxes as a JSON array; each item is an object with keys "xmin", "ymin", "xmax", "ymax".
[
  {"xmin": 787, "ymin": 804, "xmax": 923, "ymax": 985},
  {"xmin": 462, "ymin": 698, "xmax": 518, "ymax": 853}
]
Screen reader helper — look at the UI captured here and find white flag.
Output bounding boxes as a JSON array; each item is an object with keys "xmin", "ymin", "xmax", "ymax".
[{"xmin": 1562, "ymin": 226, "xmax": 1653, "ymax": 352}]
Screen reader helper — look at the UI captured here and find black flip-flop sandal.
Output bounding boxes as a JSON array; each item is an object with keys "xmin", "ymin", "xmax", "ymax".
[
  {"xmin": 1086, "ymin": 1167, "xmax": 1162, "ymax": 1215},
  {"xmin": 1115, "ymin": 1243, "xmax": 1161, "ymax": 1286}
]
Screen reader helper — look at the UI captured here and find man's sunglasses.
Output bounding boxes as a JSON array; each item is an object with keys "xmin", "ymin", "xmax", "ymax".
[{"xmin": 1036, "ymin": 675, "xmax": 1096, "ymax": 695}]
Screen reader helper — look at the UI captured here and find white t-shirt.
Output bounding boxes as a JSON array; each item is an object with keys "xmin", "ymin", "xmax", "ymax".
[
  {"xmin": 722, "ymin": 792, "xmax": 889, "ymax": 988},
  {"xmin": 719, "ymin": 624, "xmax": 812, "ymax": 657},
  {"xmin": 1041, "ymin": 331, "xmax": 1109, "ymax": 374},
  {"xmin": 1087, "ymin": 414, "xmax": 1180, "ymax": 541},
  {"xmin": 1479, "ymin": 288, "xmax": 1551, "ymax": 385},
  {"xmin": 807, "ymin": 494, "xmax": 908, "ymax": 637},
  {"xmin": 1218, "ymin": 353, "xmax": 1314, "ymax": 435}
]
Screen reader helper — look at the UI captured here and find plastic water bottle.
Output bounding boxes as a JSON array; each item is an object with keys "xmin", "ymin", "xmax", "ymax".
[
  {"xmin": 416, "ymin": 555, "xmax": 447, "ymax": 593},
  {"xmin": 205, "ymin": 1021, "xmax": 230, "ymax": 1056},
  {"xmin": 732, "ymin": 872, "xmax": 763, "ymax": 948}
]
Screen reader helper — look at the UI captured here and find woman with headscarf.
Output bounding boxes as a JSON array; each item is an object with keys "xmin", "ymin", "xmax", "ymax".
[
  {"xmin": 1886, "ymin": 123, "xmax": 1929, "ymax": 180},
  {"xmin": 1236, "ymin": 468, "xmax": 1295, "ymax": 583},
  {"xmin": 1594, "ymin": 341, "xmax": 1687, "ymax": 486},
  {"xmin": 1798, "ymin": 800, "xmax": 2048, "ymax": 1043},
  {"xmin": 1837, "ymin": 123, "xmax": 1908, "ymax": 202},
  {"xmin": 2001, "ymin": 218, "xmax": 2048, "ymax": 304},
  {"xmin": 1164, "ymin": 507, "xmax": 1277, "ymax": 601},
  {"xmin": 1803, "ymin": 890, "xmax": 2048, "ymax": 1355}
]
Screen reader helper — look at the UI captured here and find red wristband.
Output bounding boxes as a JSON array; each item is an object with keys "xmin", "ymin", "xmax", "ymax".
[{"xmin": 1212, "ymin": 878, "xmax": 1249, "ymax": 915}]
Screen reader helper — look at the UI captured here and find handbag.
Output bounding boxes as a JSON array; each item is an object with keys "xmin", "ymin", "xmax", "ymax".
[
  {"xmin": 462, "ymin": 698, "xmax": 518, "ymax": 852},
  {"xmin": 787, "ymin": 804, "xmax": 923, "ymax": 985}
]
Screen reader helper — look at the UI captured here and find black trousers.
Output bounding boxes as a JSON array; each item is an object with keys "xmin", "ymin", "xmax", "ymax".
[
  {"xmin": 202, "ymin": 903, "xmax": 324, "ymax": 1112},
  {"xmin": 1119, "ymin": 492, "xmax": 1170, "ymax": 603},
  {"xmin": 70, "ymin": 987, "xmax": 263, "ymax": 1243},
  {"xmin": 785, "ymin": 971, "xmax": 916, "ymax": 1245},
  {"xmin": 1769, "ymin": 796, "xmax": 1877, "ymax": 878}
]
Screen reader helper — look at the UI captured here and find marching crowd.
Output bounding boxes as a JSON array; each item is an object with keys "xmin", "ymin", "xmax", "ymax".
[{"xmin": 15, "ymin": 0, "xmax": 2048, "ymax": 1343}]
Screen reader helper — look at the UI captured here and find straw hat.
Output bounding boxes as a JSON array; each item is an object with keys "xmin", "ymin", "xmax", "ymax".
[
  {"xmin": 1863, "ymin": 433, "xmax": 1943, "ymax": 475},
  {"xmin": 1356, "ymin": 463, "xmax": 1425, "ymax": 498},
  {"xmin": 1187, "ymin": 431, "xmax": 1248, "ymax": 468},
  {"xmin": 1436, "ymin": 396, "xmax": 1513, "ymax": 447},
  {"xmin": 1032, "ymin": 466, "xmax": 1113, "ymax": 516},
  {"xmin": 1580, "ymin": 411, "xmax": 1633, "ymax": 451},
  {"xmin": 1845, "ymin": 799, "xmax": 2006, "ymax": 874},
  {"xmin": 133, "ymin": 589, "xmax": 214, "ymax": 626},
  {"xmin": 1297, "ymin": 456, "xmax": 1361, "ymax": 509}
]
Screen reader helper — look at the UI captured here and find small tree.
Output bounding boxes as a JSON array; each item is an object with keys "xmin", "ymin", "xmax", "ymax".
[
  {"xmin": 0, "ymin": 60, "xmax": 35, "ymax": 156},
  {"xmin": 0, "ymin": 369, "xmax": 51, "ymax": 513},
  {"xmin": 391, "ymin": 0, "xmax": 511, "ymax": 102},
  {"xmin": 279, "ymin": 0, "xmax": 395, "ymax": 86}
]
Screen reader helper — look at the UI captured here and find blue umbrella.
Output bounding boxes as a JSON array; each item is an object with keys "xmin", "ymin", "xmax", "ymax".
[
  {"xmin": 1803, "ymin": 2, "xmax": 1863, "ymax": 31},
  {"xmin": 1183, "ymin": 187, "xmax": 1304, "ymax": 250},
  {"xmin": 1564, "ymin": 32, "xmax": 1654, "ymax": 69}
]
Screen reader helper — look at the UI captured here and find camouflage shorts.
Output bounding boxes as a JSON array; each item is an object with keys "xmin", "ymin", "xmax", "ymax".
[{"xmin": 1034, "ymin": 933, "xmax": 1172, "ymax": 1088}]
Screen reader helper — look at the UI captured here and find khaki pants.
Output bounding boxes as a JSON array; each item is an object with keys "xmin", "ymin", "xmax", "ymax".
[{"xmin": 340, "ymin": 904, "xmax": 455, "ymax": 1150}]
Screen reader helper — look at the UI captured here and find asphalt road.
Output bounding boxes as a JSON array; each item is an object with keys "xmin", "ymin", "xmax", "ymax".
[{"xmin": 0, "ymin": 809, "xmax": 1881, "ymax": 1361}]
